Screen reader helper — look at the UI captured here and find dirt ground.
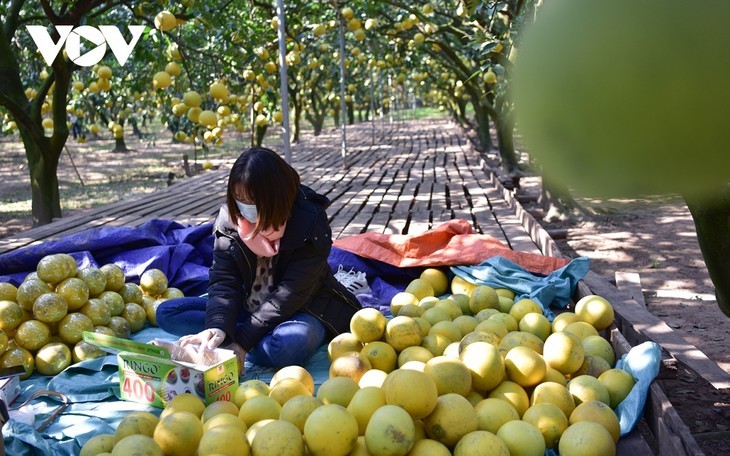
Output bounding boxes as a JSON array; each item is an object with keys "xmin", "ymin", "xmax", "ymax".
[{"xmin": 2, "ymin": 125, "xmax": 729, "ymax": 453}]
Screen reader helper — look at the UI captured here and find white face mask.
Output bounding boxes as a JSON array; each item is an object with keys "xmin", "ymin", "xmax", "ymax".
[{"xmin": 235, "ymin": 200, "xmax": 258, "ymax": 223}]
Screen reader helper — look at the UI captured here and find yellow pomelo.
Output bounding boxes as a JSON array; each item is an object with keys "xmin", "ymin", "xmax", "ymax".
[
  {"xmin": 279, "ymin": 394, "xmax": 323, "ymax": 432},
  {"xmin": 559, "ymin": 421, "xmax": 616, "ymax": 456},
  {"xmin": 543, "ymin": 331, "xmax": 584, "ymax": 375},
  {"xmin": 405, "ymin": 279, "xmax": 435, "ymax": 301},
  {"xmin": 152, "ymin": 71, "xmax": 172, "ymax": 89},
  {"xmin": 36, "ymin": 254, "xmax": 71, "ymax": 284},
  {"xmin": 423, "ymin": 356, "xmax": 472, "ymax": 396},
  {"xmin": 496, "ymin": 419, "xmax": 546, "ymax": 456},
  {"xmin": 271, "ymin": 365, "xmax": 315, "ymax": 394},
  {"xmin": 360, "ymin": 340, "xmax": 397, "ymax": 372},
  {"xmin": 209, "ymin": 82, "xmax": 229, "ymax": 101},
  {"xmin": 153, "ymin": 411, "xmax": 204, "ymax": 456},
  {"xmin": 0, "ymin": 300, "xmax": 23, "ymax": 332},
  {"xmin": 139, "ymin": 269, "xmax": 168, "ymax": 297},
  {"xmin": 183, "ymin": 90, "xmax": 202, "ymax": 107},
  {"xmin": 328, "ymin": 332, "xmax": 363, "ymax": 361},
  {"xmin": 495, "ymin": 288, "xmax": 515, "ymax": 300},
  {"xmin": 303, "ymin": 404, "xmax": 359, "ymax": 456},
  {"xmin": 364, "ymin": 404, "xmax": 416, "ymax": 455},
  {"xmin": 497, "ymin": 296, "xmax": 515, "ymax": 314},
  {"xmin": 570, "ymin": 400, "xmax": 621, "ymax": 443},
  {"xmin": 383, "ymin": 368, "xmax": 438, "ymax": 419},
  {"xmin": 316, "ymin": 376, "xmax": 360, "ymax": 407},
  {"xmin": 114, "ymin": 411, "xmax": 160, "ymax": 443},
  {"xmin": 488, "ymin": 381, "xmax": 530, "ymax": 417},
  {"xmin": 80, "ymin": 434, "xmax": 114, "ymax": 456},
  {"xmin": 447, "ymin": 293, "xmax": 471, "ymax": 315},
  {"xmin": 474, "ymin": 397, "xmax": 520, "ymax": 434},
  {"xmin": 563, "ymin": 321, "xmax": 599, "ymax": 340},
  {"xmin": 399, "ymin": 360, "xmax": 426, "ymax": 372},
  {"xmin": 497, "ymin": 331, "xmax": 544, "ymax": 357},
  {"xmin": 582, "ymin": 335, "xmax": 615, "ymax": 366},
  {"xmin": 421, "ymin": 333, "xmax": 451, "ymax": 357},
  {"xmin": 358, "ymin": 368, "xmax": 388, "ymax": 388},
  {"xmin": 251, "ymin": 420, "xmax": 304, "ymax": 456},
  {"xmin": 350, "ymin": 307, "xmax": 387, "ymax": 343},
  {"xmin": 421, "ymin": 307, "xmax": 451, "ymax": 326},
  {"xmin": 111, "ymin": 435, "xmax": 163, "ymax": 456},
  {"xmin": 508, "ymin": 298, "xmax": 543, "ymax": 323},
  {"xmin": 423, "ymin": 393, "xmax": 478, "ymax": 448},
  {"xmin": 0, "ymin": 346, "xmax": 34, "ymax": 379},
  {"xmin": 420, "ymin": 268, "xmax": 449, "ymax": 296},
  {"xmin": 433, "ymin": 299, "xmax": 463, "ymax": 320},
  {"xmin": 80, "ymin": 298, "xmax": 110, "ymax": 326},
  {"xmin": 269, "ymin": 378, "xmax": 312, "ymax": 405},
  {"xmin": 119, "ymin": 283, "xmax": 143, "ymax": 305},
  {"xmin": 201, "ymin": 400, "xmax": 239, "ymax": 424},
  {"xmin": 418, "ymin": 296, "xmax": 438, "ymax": 311},
  {"xmin": 451, "ymin": 276, "xmax": 476, "ymax": 296},
  {"xmin": 397, "ymin": 346, "xmax": 433, "ymax": 367},
  {"xmin": 384, "ymin": 316, "xmax": 422, "ymax": 352},
  {"xmin": 76, "ymin": 266, "xmax": 107, "ymax": 298},
  {"xmin": 0, "ymin": 282, "xmax": 18, "ymax": 301},
  {"xmin": 198, "ymin": 110, "xmax": 218, "ymax": 127},
  {"xmin": 469, "ymin": 285, "xmax": 499, "ymax": 314},
  {"xmin": 552, "ymin": 312, "xmax": 579, "ymax": 333},
  {"xmin": 473, "ymin": 318, "xmax": 508, "ymax": 339},
  {"xmin": 17, "ymin": 278, "xmax": 52, "ymax": 311},
  {"xmin": 56, "ymin": 278, "xmax": 90, "ymax": 311},
  {"xmin": 346, "ymin": 386, "xmax": 386, "ymax": 435},
  {"xmin": 197, "ymin": 424, "xmax": 250, "ymax": 456},
  {"xmin": 233, "ymin": 379, "xmax": 270, "ymax": 408},
  {"xmin": 518, "ymin": 312, "xmax": 552, "ymax": 341},
  {"xmin": 15, "ymin": 320, "xmax": 51, "ymax": 351},
  {"xmin": 348, "ymin": 435, "xmax": 370, "ymax": 456},
  {"xmin": 100, "ymin": 264, "xmax": 125, "ymax": 292},
  {"xmin": 389, "ymin": 292, "xmax": 419, "ymax": 316},
  {"xmin": 504, "ymin": 346, "xmax": 546, "ymax": 387},
  {"xmin": 452, "ymin": 315, "xmax": 478, "ymax": 336},
  {"xmin": 572, "ymin": 354, "xmax": 612, "ymax": 378},
  {"xmin": 329, "ymin": 350, "xmax": 372, "ymax": 382},
  {"xmin": 530, "ymin": 381, "xmax": 576, "ymax": 419},
  {"xmin": 238, "ymin": 395, "xmax": 281, "ymax": 427},
  {"xmin": 598, "ymin": 368, "xmax": 636, "ymax": 409},
  {"xmin": 459, "ymin": 331, "xmax": 500, "ymax": 353},
  {"xmin": 544, "ymin": 367, "xmax": 568, "ymax": 386},
  {"xmin": 121, "ymin": 303, "xmax": 147, "ymax": 333},
  {"xmin": 408, "ymin": 438, "xmax": 451, "ymax": 455},
  {"xmin": 245, "ymin": 419, "xmax": 275, "ymax": 446},
  {"xmin": 396, "ymin": 303, "xmax": 423, "ymax": 318},
  {"xmin": 454, "ymin": 430, "xmax": 510, "ymax": 456},
  {"xmin": 488, "ymin": 313, "xmax": 518, "ymax": 332},
  {"xmin": 460, "ymin": 341, "xmax": 505, "ymax": 393},
  {"xmin": 202, "ymin": 413, "xmax": 247, "ymax": 433},
  {"xmin": 574, "ymin": 295, "xmax": 615, "ymax": 330},
  {"xmin": 35, "ymin": 342, "xmax": 72, "ymax": 376},
  {"xmin": 522, "ymin": 402, "xmax": 569, "ymax": 449}
]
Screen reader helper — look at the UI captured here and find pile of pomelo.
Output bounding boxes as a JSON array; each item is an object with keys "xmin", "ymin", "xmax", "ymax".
[
  {"xmin": 0, "ymin": 253, "xmax": 182, "ymax": 378},
  {"xmin": 88, "ymin": 267, "xmax": 635, "ymax": 456}
]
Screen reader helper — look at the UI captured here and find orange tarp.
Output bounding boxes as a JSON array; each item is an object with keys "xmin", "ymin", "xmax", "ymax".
[{"xmin": 333, "ymin": 219, "xmax": 569, "ymax": 276}]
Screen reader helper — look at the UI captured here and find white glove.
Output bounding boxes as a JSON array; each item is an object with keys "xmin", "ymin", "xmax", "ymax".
[{"xmin": 178, "ymin": 328, "xmax": 226, "ymax": 350}]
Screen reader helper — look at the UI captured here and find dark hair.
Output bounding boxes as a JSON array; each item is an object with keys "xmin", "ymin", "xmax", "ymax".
[{"xmin": 226, "ymin": 147, "xmax": 300, "ymax": 236}]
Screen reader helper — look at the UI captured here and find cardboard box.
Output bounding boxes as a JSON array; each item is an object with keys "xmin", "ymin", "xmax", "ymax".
[{"xmin": 83, "ymin": 332, "xmax": 238, "ymax": 408}]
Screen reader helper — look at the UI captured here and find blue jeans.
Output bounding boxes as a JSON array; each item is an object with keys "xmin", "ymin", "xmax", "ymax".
[{"xmin": 156, "ymin": 297, "xmax": 326, "ymax": 368}]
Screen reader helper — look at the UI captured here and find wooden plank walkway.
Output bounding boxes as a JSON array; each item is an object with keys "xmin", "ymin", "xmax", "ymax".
[{"xmin": 0, "ymin": 119, "xmax": 540, "ymax": 256}]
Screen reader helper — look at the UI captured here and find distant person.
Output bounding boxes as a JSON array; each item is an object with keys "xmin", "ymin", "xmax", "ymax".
[
  {"xmin": 68, "ymin": 113, "xmax": 81, "ymax": 139},
  {"xmin": 156, "ymin": 147, "xmax": 361, "ymax": 371}
]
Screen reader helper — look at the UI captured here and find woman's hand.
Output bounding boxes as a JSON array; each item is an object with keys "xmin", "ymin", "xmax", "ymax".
[{"xmin": 178, "ymin": 328, "xmax": 225, "ymax": 350}]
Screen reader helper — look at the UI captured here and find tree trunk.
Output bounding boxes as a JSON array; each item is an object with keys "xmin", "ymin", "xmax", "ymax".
[
  {"xmin": 494, "ymin": 114, "xmax": 519, "ymax": 173},
  {"xmin": 684, "ymin": 190, "xmax": 730, "ymax": 317},
  {"xmin": 292, "ymin": 94, "xmax": 302, "ymax": 143},
  {"xmin": 539, "ymin": 176, "xmax": 590, "ymax": 222},
  {"xmin": 19, "ymin": 124, "xmax": 62, "ymax": 226},
  {"xmin": 112, "ymin": 136, "xmax": 129, "ymax": 152},
  {"xmin": 255, "ymin": 125, "xmax": 267, "ymax": 147},
  {"xmin": 347, "ymin": 102, "xmax": 354, "ymax": 125}
]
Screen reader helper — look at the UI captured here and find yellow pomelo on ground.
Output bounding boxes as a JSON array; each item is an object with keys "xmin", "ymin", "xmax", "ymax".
[
  {"xmin": 399, "ymin": 360, "xmax": 426, "ymax": 372},
  {"xmin": 280, "ymin": 394, "xmax": 323, "ymax": 432},
  {"xmin": 568, "ymin": 374, "xmax": 611, "ymax": 407},
  {"xmin": 582, "ymin": 335, "xmax": 615, "ymax": 366},
  {"xmin": 563, "ymin": 321, "xmax": 599, "ymax": 340},
  {"xmin": 201, "ymin": 400, "xmax": 239, "ymax": 424},
  {"xmin": 197, "ymin": 424, "xmax": 250, "ymax": 456},
  {"xmin": 543, "ymin": 331, "xmax": 584, "ymax": 375},
  {"xmin": 80, "ymin": 298, "xmax": 111, "ymax": 326},
  {"xmin": 119, "ymin": 283, "xmax": 143, "ymax": 305},
  {"xmin": 421, "ymin": 307, "xmax": 451, "ymax": 326},
  {"xmin": 72, "ymin": 340, "xmax": 106, "ymax": 363},
  {"xmin": 384, "ymin": 316, "xmax": 423, "ymax": 352},
  {"xmin": 459, "ymin": 329, "xmax": 502, "ymax": 354},
  {"xmin": 251, "ymin": 419, "xmax": 304, "ymax": 456},
  {"xmin": 233, "ymin": 379, "xmax": 270, "ymax": 408},
  {"xmin": 423, "ymin": 393, "xmax": 478, "ymax": 448},
  {"xmin": 504, "ymin": 346, "xmax": 546, "ymax": 387},
  {"xmin": 417, "ymin": 297, "xmax": 438, "ymax": 312},
  {"xmin": 346, "ymin": 386, "xmax": 386, "ymax": 435},
  {"xmin": 0, "ymin": 346, "xmax": 34, "ymax": 379},
  {"xmin": 245, "ymin": 419, "xmax": 275, "ymax": 446},
  {"xmin": 405, "ymin": 279, "xmax": 434, "ymax": 301},
  {"xmin": 15, "ymin": 320, "xmax": 51, "ymax": 351},
  {"xmin": 433, "ymin": 299, "xmax": 463, "ymax": 320},
  {"xmin": 447, "ymin": 293, "xmax": 471, "ymax": 314},
  {"xmin": 114, "ymin": 411, "xmax": 160, "ymax": 443},
  {"xmin": 530, "ymin": 381, "xmax": 576, "ymax": 419},
  {"xmin": 451, "ymin": 276, "xmax": 476, "ymax": 296},
  {"xmin": 36, "ymin": 254, "xmax": 71, "ymax": 284},
  {"xmin": 269, "ymin": 378, "xmax": 312, "ymax": 405},
  {"xmin": 316, "ymin": 376, "xmax": 360, "ymax": 407},
  {"xmin": 574, "ymin": 295, "xmax": 615, "ymax": 331},
  {"xmin": 365, "ymin": 404, "xmax": 416, "ymax": 455},
  {"xmin": 495, "ymin": 288, "xmax": 515, "ymax": 300},
  {"xmin": 56, "ymin": 277, "xmax": 89, "ymax": 311},
  {"xmin": 488, "ymin": 312, "xmax": 518, "ymax": 332},
  {"xmin": 428, "ymin": 321, "xmax": 462, "ymax": 343},
  {"xmin": 329, "ymin": 350, "xmax": 372, "ymax": 382},
  {"xmin": 80, "ymin": 433, "xmax": 114, "ymax": 456},
  {"xmin": 454, "ymin": 430, "xmax": 510, "ymax": 456},
  {"xmin": 460, "ymin": 341, "xmax": 505, "ymax": 393},
  {"xmin": 390, "ymin": 292, "xmax": 419, "ymax": 316},
  {"xmin": 100, "ymin": 264, "xmax": 125, "ymax": 292},
  {"xmin": 473, "ymin": 318, "xmax": 508, "ymax": 339},
  {"xmin": 238, "ymin": 395, "xmax": 281, "ymax": 427},
  {"xmin": 469, "ymin": 285, "xmax": 499, "ymax": 314},
  {"xmin": 303, "ymin": 404, "xmax": 359, "ymax": 456},
  {"xmin": 488, "ymin": 381, "xmax": 530, "ymax": 417},
  {"xmin": 544, "ymin": 366, "xmax": 568, "ymax": 386},
  {"xmin": 153, "ymin": 411, "xmax": 203, "ymax": 456},
  {"xmin": 271, "ymin": 365, "xmax": 315, "ymax": 394},
  {"xmin": 508, "ymin": 299, "xmax": 543, "ymax": 323},
  {"xmin": 397, "ymin": 345, "xmax": 434, "ymax": 367},
  {"xmin": 112, "ymin": 434, "xmax": 163, "ymax": 456},
  {"xmin": 0, "ymin": 330, "xmax": 6, "ymax": 354},
  {"xmin": 328, "ymin": 332, "xmax": 363, "ymax": 361},
  {"xmin": 202, "ymin": 413, "xmax": 247, "ymax": 433},
  {"xmin": 420, "ymin": 268, "xmax": 449, "ymax": 296},
  {"xmin": 358, "ymin": 368, "xmax": 388, "ymax": 388},
  {"xmin": 574, "ymin": 356, "xmax": 613, "ymax": 384},
  {"xmin": 0, "ymin": 283, "xmax": 18, "ymax": 302},
  {"xmin": 518, "ymin": 312, "xmax": 552, "ymax": 341},
  {"xmin": 383, "ymin": 368, "xmax": 438, "ymax": 419},
  {"xmin": 107, "ymin": 316, "xmax": 131, "ymax": 339},
  {"xmin": 76, "ymin": 266, "xmax": 107, "ymax": 297},
  {"xmin": 121, "ymin": 303, "xmax": 147, "ymax": 333},
  {"xmin": 408, "ymin": 438, "xmax": 451, "ymax": 455},
  {"xmin": 570, "ymin": 400, "xmax": 620, "ymax": 442},
  {"xmin": 17, "ymin": 278, "xmax": 52, "ymax": 311},
  {"xmin": 397, "ymin": 303, "xmax": 424, "ymax": 318},
  {"xmin": 423, "ymin": 356, "xmax": 472, "ymax": 396},
  {"xmin": 498, "ymin": 331, "xmax": 544, "ymax": 357},
  {"xmin": 598, "ymin": 368, "xmax": 636, "ymax": 409},
  {"xmin": 350, "ymin": 307, "xmax": 387, "ymax": 343},
  {"xmin": 559, "ymin": 421, "xmax": 616, "ymax": 456},
  {"xmin": 452, "ymin": 315, "xmax": 478, "ymax": 336},
  {"xmin": 360, "ymin": 341, "xmax": 397, "ymax": 372},
  {"xmin": 552, "ymin": 312, "xmax": 579, "ymax": 332},
  {"xmin": 98, "ymin": 291, "xmax": 124, "ymax": 316},
  {"xmin": 474, "ymin": 397, "xmax": 520, "ymax": 434},
  {"xmin": 348, "ymin": 435, "xmax": 370, "ymax": 456},
  {"xmin": 496, "ymin": 419, "xmax": 546, "ymax": 456},
  {"xmin": 139, "ymin": 269, "xmax": 168, "ymax": 297},
  {"xmin": 522, "ymin": 402, "xmax": 569, "ymax": 449},
  {"xmin": 35, "ymin": 342, "xmax": 72, "ymax": 376}
]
